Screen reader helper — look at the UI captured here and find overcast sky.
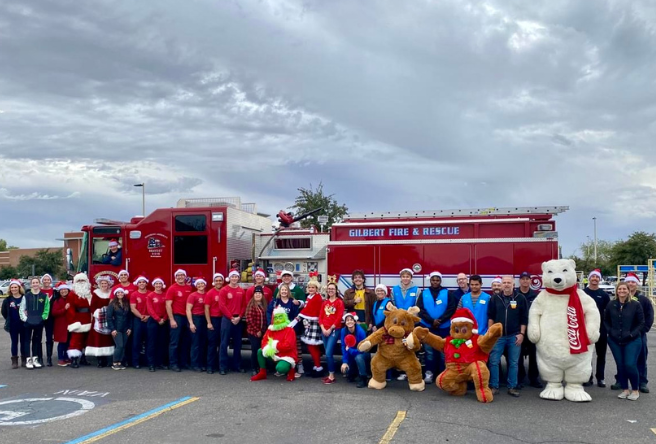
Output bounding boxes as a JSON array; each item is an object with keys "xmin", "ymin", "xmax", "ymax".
[{"xmin": 1, "ymin": 0, "xmax": 655, "ymax": 258}]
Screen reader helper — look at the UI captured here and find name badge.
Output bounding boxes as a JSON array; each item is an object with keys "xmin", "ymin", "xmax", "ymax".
[
  {"xmin": 410, "ymin": 293, "xmax": 416, "ymax": 297},
  {"xmin": 510, "ymin": 301, "xmax": 517, "ymax": 309},
  {"xmin": 479, "ymin": 300, "xmax": 486, "ymax": 305},
  {"xmin": 436, "ymin": 299, "xmax": 442, "ymax": 305}
]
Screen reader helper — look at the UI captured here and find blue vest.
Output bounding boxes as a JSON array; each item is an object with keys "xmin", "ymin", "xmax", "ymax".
[
  {"xmin": 392, "ymin": 286, "xmax": 418, "ymax": 311},
  {"xmin": 419, "ymin": 288, "xmax": 450, "ymax": 328},
  {"xmin": 460, "ymin": 292, "xmax": 490, "ymax": 335},
  {"xmin": 373, "ymin": 298, "xmax": 391, "ymax": 326}
]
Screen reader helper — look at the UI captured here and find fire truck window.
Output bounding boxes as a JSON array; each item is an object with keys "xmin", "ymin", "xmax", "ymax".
[
  {"xmin": 92, "ymin": 238, "xmax": 121, "ymax": 264},
  {"xmin": 274, "ymin": 238, "xmax": 311, "ymax": 249},
  {"xmin": 174, "ymin": 235, "xmax": 208, "ymax": 264},
  {"xmin": 175, "ymin": 215, "xmax": 207, "ymax": 232}
]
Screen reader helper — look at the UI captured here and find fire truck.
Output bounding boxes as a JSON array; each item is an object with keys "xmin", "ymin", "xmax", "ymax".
[
  {"xmin": 77, "ymin": 197, "xmax": 273, "ymax": 283},
  {"xmin": 327, "ymin": 206, "xmax": 568, "ymax": 292}
]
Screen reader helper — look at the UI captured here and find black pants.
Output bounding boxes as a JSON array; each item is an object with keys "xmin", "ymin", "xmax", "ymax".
[
  {"xmin": 518, "ymin": 340, "xmax": 539, "ymax": 384},
  {"xmin": 190, "ymin": 314, "xmax": 207, "ymax": 369},
  {"xmin": 168, "ymin": 314, "xmax": 190, "ymax": 368},
  {"xmin": 132, "ymin": 318, "xmax": 148, "ymax": 366},
  {"xmin": 23, "ymin": 323, "xmax": 43, "ymax": 358},
  {"xmin": 207, "ymin": 317, "xmax": 222, "ymax": 371},
  {"xmin": 147, "ymin": 318, "xmax": 168, "ymax": 367},
  {"xmin": 44, "ymin": 317, "xmax": 55, "ymax": 343},
  {"xmin": 594, "ymin": 332, "xmax": 608, "ymax": 381},
  {"xmin": 248, "ymin": 334, "xmax": 262, "ymax": 371}
]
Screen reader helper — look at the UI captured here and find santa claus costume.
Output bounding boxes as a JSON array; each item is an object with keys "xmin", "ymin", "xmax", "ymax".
[
  {"xmin": 67, "ymin": 273, "xmax": 93, "ymax": 368},
  {"xmin": 297, "ymin": 280, "xmax": 324, "ymax": 373},
  {"xmin": 85, "ymin": 276, "xmax": 115, "ymax": 366}
]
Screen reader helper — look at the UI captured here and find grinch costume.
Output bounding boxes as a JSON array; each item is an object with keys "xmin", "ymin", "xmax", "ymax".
[{"xmin": 250, "ymin": 306, "xmax": 298, "ymax": 382}]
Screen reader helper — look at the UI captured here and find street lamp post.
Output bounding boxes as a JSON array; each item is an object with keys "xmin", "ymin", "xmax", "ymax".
[
  {"xmin": 134, "ymin": 183, "xmax": 145, "ymax": 216},
  {"xmin": 592, "ymin": 217, "xmax": 598, "ymax": 265}
]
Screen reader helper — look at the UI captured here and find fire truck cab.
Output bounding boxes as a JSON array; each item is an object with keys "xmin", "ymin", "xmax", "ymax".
[{"xmin": 77, "ymin": 197, "xmax": 272, "ymax": 284}]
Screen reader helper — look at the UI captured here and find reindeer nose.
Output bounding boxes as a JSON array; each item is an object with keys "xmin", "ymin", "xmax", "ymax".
[{"xmin": 554, "ymin": 277, "xmax": 562, "ymax": 284}]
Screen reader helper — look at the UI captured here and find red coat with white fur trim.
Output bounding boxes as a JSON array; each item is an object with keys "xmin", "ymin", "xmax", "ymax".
[
  {"xmin": 261, "ymin": 325, "xmax": 297, "ymax": 366},
  {"xmin": 66, "ymin": 292, "xmax": 92, "ymax": 333}
]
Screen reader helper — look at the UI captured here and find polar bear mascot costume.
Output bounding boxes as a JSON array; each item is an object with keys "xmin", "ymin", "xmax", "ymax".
[{"xmin": 527, "ymin": 259, "xmax": 600, "ymax": 402}]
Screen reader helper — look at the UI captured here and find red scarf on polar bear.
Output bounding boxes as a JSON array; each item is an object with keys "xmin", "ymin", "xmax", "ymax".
[{"xmin": 546, "ymin": 285, "xmax": 590, "ymax": 354}]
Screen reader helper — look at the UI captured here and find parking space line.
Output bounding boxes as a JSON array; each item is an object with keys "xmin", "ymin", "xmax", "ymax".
[
  {"xmin": 63, "ymin": 396, "xmax": 200, "ymax": 444},
  {"xmin": 379, "ymin": 410, "xmax": 407, "ymax": 444},
  {"xmin": 651, "ymin": 428, "xmax": 656, "ymax": 435}
]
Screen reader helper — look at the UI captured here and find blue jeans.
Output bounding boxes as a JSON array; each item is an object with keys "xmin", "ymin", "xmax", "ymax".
[
  {"xmin": 132, "ymin": 318, "xmax": 148, "ymax": 367},
  {"xmin": 637, "ymin": 333, "xmax": 648, "ymax": 385},
  {"xmin": 168, "ymin": 314, "xmax": 190, "ymax": 368},
  {"xmin": 206, "ymin": 317, "xmax": 222, "ymax": 371},
  {"xmin": 57, "ymin": 342, "xmax": 69, "ymax": 361},
  {"xmin": 190, "ymin": 314, "xmax": 207, "ymax": 369},
  {"xmin": 323, "ymin": 330, "xmax": 339, "ymax": 373},
  {"xmin": 424, "ymin": 326, "xmax": 450, "ymax": 375},
  {"xmin": 489, "ymin": 334, "xmax": 522, "ymax": 389},
  {"xmin": 8, "ymin": 322, "xmax": 25, "ymax": 357},
  {"xmin": 219, "ymin": 317, "xmax": 242, "ymax": 371},
  {"xmin": 608, "ymin": 336, "xmax": 642, "ymax": 390},
  {"xmin": 345, "ymin": 352, "xmax": 370, "ymax": 377},
  {"xmin": 147, "ymin": 318, "xmax": 168, "ymax": 368}
]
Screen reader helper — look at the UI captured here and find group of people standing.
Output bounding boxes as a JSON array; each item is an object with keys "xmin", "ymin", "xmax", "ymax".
[{"xmin": 2, "ymin": 268, "xmax": 653, "ymax": 400}]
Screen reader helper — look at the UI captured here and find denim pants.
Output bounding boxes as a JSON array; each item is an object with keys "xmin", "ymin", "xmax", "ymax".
[
  {"xmin": 132, "ymin": 318, "xmax": 148, "ymax": 366},
  {"xmin": 346, "ymin": 352, "xmax": 371, "ymax": 377},
  {"xmin": 168, "ymin": 314, "xmax": 190, "ymax": 368},
  {"xmin": 57, "ymin": 342, "xmax": 69, "ymax": 361},
  {"xmin": 637, "ymin": 333, "xmax": 648, "ymax": 385},
  {"xmin": 147, "ymin": 318, "xmax": 168, "ymax": 367},
  {"xmin": 9, "ymin": 322, "xmax": 25, "ymax": 357},
  {"xmin": 113, "ymin": 332, "xmax": 128, "ymax": 362},
  {"xmin": 489, "ymin": 334, "xmax": 522, "ymax": 389},
  {"xmin": 248, "ymin": 334, "xmax": 262, "ymax": 371},
  {"xmin": 424, "ymin": 326, "xmax": 450, "ymax": 375},
  {"xmin": 190, "ymin": 314, "xmax": 207, "ymax": 369},
  {"xmin": 608, "ymin": 336, "xmax": 642, "ymax": 390},
  {"xmin": 323, "ymin": 330, "xmax": 339, "ymax": 373},
  {"xmin": 219, "ymin": 317, "xmax": 242, "ymax": 371},
  {"xmin": 207, "ymin": 317, "xmax": 222, "ymax": 371}
]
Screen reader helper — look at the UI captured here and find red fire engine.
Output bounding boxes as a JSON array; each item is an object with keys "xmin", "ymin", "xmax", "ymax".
[
  {"xmin": 77, "ymin": 197, "xmax": 272, "ymax": 283},
  {"xmin": 326, "ymin": 206, "xmax": 568, "ymax": 291}
]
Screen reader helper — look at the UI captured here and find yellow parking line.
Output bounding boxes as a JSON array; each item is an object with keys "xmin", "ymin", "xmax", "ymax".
[
  {"xmin": 651, "ymin": 428, "xmax": 656, "ymax": 435},
  {"xmin": 379, "ymin": 410, "xmax": 407, "ymax": 444}
]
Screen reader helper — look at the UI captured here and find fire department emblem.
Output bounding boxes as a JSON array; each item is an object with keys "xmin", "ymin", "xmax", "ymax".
[{"xmin": 412, "ymin": 263, "xmax": 422, "ymax": 273}]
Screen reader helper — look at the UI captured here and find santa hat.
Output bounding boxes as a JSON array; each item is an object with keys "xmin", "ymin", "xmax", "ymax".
[
  {"xmin": 133, "ymin": 276, "xmax": 149, "ymax": 285},
  {"xmin": 113, "ymin": 287, "xmax": 127, "ymax": 296},
  {"xmin": 344, "ymin": 334, "xmax": 357, "ymax": 348},
  {"xmin": 152, "ymin": 277, "xmax": 166, "ymax": 288},
  {"xmin": 213, "ymin": 273, "xmax": 224, "ymax": 281},
  {"xmin": 342, "ymin": 312, "xmax": 359, "ymax": 323},
  {"xmin": 253, "ymin": 268, "xmax": 266, "ymax": 278},
  {"xmin": 194, "ymin": 277, "xmax": 207, "ymax": 287},
  {"xmin": 55, "ymin": 281, "xmax": 71, "ymax": 291},
  {"xmin": 118, "ymin": 269, "xmax": 129, "ymax": 277},
  {"xmin": 399, "ymin": 268, "xmax": 413, "ymax": 277},
  {"xmin": 174, "ymin": 269, "xmax": 187, "ymax": 277},
  {"xmin": 108, "ymin": 240, "xmax": 119, "ymax": 247},
  {"xmin": 40, "ymin": 273, "xmax": 53, "ymax": 283},
  {"xmin": 491, "ymin": 276, "xmax": 502, "ymax": 284},
  {"xmin": 451, "ymin": 307, "xmax": 479, "ymax": 334},
  {"xmin": 625, "ymin": 273, "xmax": 640, "ymax": 284},
  {"xmin": 9, "ymin": 279, "xmax": 23, "ymax": 287},
  {"xmin": 588, "ymin": 269, "xmax": 602, "ymax": 280},
  {"xmin": 375, "ymin": 284, "xmax": 388, "ymax": 295},
  {"xmin": 280, "ymin": 270, "xmax": 293, "ymax": 278},
  {"xmin": 272, "ymin": 306, "xmax": 287, "ymax": 316},
  {"xmin": 429, "ymin": 271, "xmax": 442, "ymax": 279},
  {"xmin": 73, "ymin": 273, "xmax": 88, "ymax": 283},
  {"xmin": 228, "ymin": 269, "xmax": 240, "ymax": 278}
]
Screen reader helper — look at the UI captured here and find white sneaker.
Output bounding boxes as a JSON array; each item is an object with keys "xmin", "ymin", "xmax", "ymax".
[
  {"xmin": 627, "ymin": 392, "xmax": 640, "ymax": 401},
  {"xmin": 32, "ymin": 357, "xmax": 42, "ymax": 368},
  {"xmin": 297, "ymin": 363, "xmax": 305, "ymax": 374},
  {"xmin": 424, "ymin": 371, "xmax": 434, "ymax": 384},
  {"xmin": 26, "ymin": 357, "xmax": 34, "ymax": 369},
  {"xmin": 397, "ymin": 373, "xmax": 407, "ymax": 381}
]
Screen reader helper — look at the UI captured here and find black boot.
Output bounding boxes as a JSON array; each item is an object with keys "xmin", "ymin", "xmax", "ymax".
[
  {"xmin": 46, "ymin": 341, "xmax": 54, "ymax": 367},
  {"xmin": 80, "ymin": 355, "xmax": 91, "ymax": 366},
  {"xmin": 71, "ymin": 357, "xmax": 80, "ymax": 368}
]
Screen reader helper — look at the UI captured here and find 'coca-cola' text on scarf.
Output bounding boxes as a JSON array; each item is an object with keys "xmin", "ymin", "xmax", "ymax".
[{"xmin": 546, "ymin": 285, "xmax": 590, "ymax": 354}]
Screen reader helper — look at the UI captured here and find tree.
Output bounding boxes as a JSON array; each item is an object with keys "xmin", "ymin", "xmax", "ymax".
[
  {"xmin": 16, "ymin": 249, "xmax": 66, "ymax": 279},
  {"xmin": 0, "ymin": 239, "xmax": 18, "ymax": 251},
  {"xmin": 290, "ymin": 182, "xmax": 348, "ymax": 231},
  {"xmin": 572, "ymin": 239, "xmax": 616, "ymax": 276},
  {"xmin": 0, "ymin": 266, "xmax": 18, "ymax": 280},
  {"xmin": 610, "ymin": 231, "xmax": 656, "ymax": 269}
]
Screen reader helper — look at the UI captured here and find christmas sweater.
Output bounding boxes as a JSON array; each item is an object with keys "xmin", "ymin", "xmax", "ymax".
[{"xmin": 444, "ymin": 334, "xmax": 489, "ymax": 365}]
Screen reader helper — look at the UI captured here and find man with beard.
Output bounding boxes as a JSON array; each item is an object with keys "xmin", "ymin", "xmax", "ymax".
[
  {"xmin": 85, "ymin": 276, "xmax": 115, "ymax": 367},
  {"xmin": 67, "ymin": 273, "xmax": 93, "ymax": 368}
]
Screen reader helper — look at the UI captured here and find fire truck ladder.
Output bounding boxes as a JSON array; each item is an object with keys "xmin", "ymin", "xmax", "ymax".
[{"xmin": 348, "ymin": 206, "xmax": 569, "ymax": 220}]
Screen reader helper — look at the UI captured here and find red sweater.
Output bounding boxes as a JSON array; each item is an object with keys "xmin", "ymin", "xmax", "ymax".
[
  {"xmin": 319, "ymin": 298, "xmax": 345, "ymax": 330},
  {"xmin": 166, "ymin": 283, "xmax": 193, "ymax": 316},
  {"xmin": 299, "ymin": 293, "xmax": 323, "ymax": 320},
  {"xmin": 218, "ymin": 285, "xmax": 246, "ymax": 318},
  {"xmin": 147, "ymin": 291, "xmax": 168, "ymax": 323},
  {"xmin": 205, "ymin": 287, "xmax": 223, "ymax": 317},
  {"xmin": 187, "ymin": 291, "xmax": 206, "ymax": 316}
]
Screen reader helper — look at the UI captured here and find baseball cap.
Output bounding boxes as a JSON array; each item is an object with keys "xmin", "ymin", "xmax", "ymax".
[{"xmin": 519, "ymin": 272, "xmax": 531, "ymax": 279}]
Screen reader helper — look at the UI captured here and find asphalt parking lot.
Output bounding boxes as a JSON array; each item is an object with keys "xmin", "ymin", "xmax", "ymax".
[{"xmin": 0, "ymin": 333, "xmax": 655, "ymax": 444}]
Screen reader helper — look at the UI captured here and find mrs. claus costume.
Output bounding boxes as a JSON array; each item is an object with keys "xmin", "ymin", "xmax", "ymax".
[{"xmin": 85, "ymin": 276, "xmax": 115, "ymax": 358}]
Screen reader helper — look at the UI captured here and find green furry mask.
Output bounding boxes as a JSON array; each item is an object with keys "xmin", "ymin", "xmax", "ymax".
[{"xmin": 271, "ymin": 310, "xmax": 291, "ymax": 331}]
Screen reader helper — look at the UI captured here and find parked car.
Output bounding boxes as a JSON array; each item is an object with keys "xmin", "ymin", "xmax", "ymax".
[{"xmin": 598, "ymin": 280, "xmax": 615, "ymax": 296}]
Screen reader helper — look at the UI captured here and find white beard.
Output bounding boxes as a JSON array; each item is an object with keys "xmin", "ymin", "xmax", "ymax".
[{"xmin": 73, "ymin": 281, "xmax": 91, "ymax": 300}]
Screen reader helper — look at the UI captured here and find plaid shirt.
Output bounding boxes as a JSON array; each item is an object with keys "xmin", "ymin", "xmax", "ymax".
[{"xmin": 246, "ymin": 304, "xmax": 267, "ymax": 337}]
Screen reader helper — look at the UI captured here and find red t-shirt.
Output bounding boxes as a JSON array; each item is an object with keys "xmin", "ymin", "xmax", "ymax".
[
  {"xmin": 205, "ymin": 287, "xmax": 223, "ymax": 318},
  {"xmin": 218, "ymin": 285, "xmax": 246, "ymax": 318},
  {"xmin": 165, "ymin": 283, "xmax": 193, "ymax": 316},
  {"xmin": 319, "ymin": 298, "xmax": 345, "ymax": 330},
  {"xmin": 147, "ymin": 291, "xmax": 168, "ymax": 323},
  {"xmin": 42, "ymin": 288, "xmax": 54, "ymax": 300},
  {"xmin": 131, "ymin": 290, "xmax": 149, "ymax": 316},
  {"xmin": 187, "ymin": 291, "xmax": 206, "ymax": 316}
]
